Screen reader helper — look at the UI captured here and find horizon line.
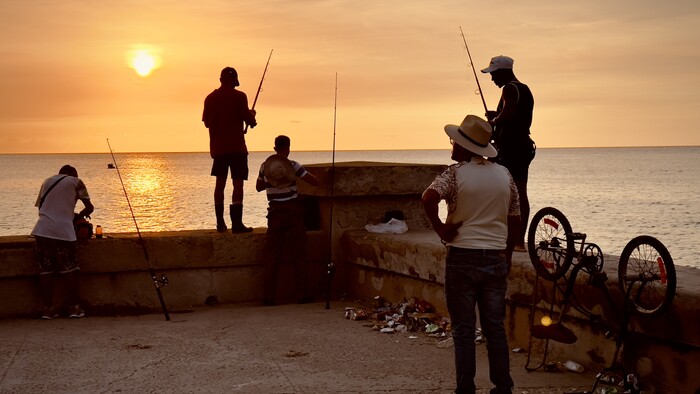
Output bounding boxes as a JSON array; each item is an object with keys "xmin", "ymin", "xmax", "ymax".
[{"xmin": 0, "ymin": 144, "xmax": 697, "ymax": 155}]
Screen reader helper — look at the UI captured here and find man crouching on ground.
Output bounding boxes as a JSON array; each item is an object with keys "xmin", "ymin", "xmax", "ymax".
[{"xmin": 422, "ymin": 115, "xmax": 520, "ymax": 394}]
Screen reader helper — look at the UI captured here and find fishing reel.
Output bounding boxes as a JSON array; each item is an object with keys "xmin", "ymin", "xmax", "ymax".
[
  {"xmin": 153, "ymin": 273, "xmax": 169, "ymax": 288},
  {"xmin": 326, "ymin": 262, "xmax": 336, "ymax": 278}
]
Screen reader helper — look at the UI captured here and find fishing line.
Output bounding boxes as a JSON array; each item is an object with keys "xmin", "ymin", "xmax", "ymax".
[
  {"xmin": 245, "ymin": 49, "xmax": 273, "ymax": 134},
  {"xmin": 459, "ymin": 26, "xmax": 489, "ymax": 113},
  {"xmin": 325, "ymin": 73, "xmax": 338, "ymax": 310}
]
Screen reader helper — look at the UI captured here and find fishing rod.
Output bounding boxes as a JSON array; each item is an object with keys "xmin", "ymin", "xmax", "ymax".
[
  {"xmin": 107, "ymin": 139, "xmax": 171, "ymax": 321},
  {"xmin": 244, "ymin": 49, "xmax": 273, "ymax": 134},
  {"xmin": 459, "ymin": 26, "xmax": 489, "ymax": 113},
  {"xmin": 325, "ymin": 73, "xmax": 338, "ymax": 310}
]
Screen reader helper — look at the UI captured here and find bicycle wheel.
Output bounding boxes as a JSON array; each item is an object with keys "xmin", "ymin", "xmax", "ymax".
[
  {"xmin": 618, "ymin": 235, "xmax": 676, "ymax": 317},
  {"xmin": 527, "ymin": 207, "xmax": 574, "ymax": 281}
]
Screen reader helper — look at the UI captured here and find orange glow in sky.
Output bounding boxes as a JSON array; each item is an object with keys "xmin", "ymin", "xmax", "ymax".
[
  {"xmin": 127, "ymin": 45, "xmax": 162, "ymax": 77},
  {"xmin": 0, "ymin": 1, "xmax": 699, "ymax": 154}
]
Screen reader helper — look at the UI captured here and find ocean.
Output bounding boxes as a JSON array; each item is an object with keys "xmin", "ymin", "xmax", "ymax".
[{"xmin": 1, "ymin": 147, "xmax": 698, "ymax": 268}]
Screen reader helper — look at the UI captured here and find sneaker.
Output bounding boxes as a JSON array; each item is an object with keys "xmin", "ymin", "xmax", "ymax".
[
  {"xmin": 68, "ymin": 305, "xmax": 85, "ymax": 318},
  {"xmin": 365, "ymin": 218, "xmax": 408, "ymax": 234},
  {"xmin": 41, "ymin": 307, "xmax": 59, "ymax": 320}
]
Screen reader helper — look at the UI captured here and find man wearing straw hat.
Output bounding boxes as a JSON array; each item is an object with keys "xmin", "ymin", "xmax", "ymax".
[
  {"xmin": 256, "ymin": 135, "xmax": 319, "ymax": 306},
  {"xmin": 422, "ymin": 115, "xmax": 520, "ymax": 394}
]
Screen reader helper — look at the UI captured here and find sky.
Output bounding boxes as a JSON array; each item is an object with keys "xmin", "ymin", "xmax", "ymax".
[{"xmin": 1, "ymin": 0, "xmax": 699, "ymax": 154}]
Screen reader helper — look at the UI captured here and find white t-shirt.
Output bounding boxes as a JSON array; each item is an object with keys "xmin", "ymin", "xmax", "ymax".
[
  {"xmin": 427, "ymin": 158, "xmax": 520, "ymax": 249},
  {"xmin": 31, "ymin": 174, "xmax": 91, "ymax": 241}
]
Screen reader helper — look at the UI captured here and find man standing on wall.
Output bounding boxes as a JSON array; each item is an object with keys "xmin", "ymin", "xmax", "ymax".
[
  {"xmin": 203, "ymin": 66, "xmax": 258, "ymax": 233},
  {"xmin": 481, "ymin": 55, "xmax": 535, "ymax": 252},
  {"xmin": 422, "ymin": 115, "xmax": 520, "ymax": 394},
  {"xmin": 31, "ymin": 165, "xmax": 94, "ymax": 319}
]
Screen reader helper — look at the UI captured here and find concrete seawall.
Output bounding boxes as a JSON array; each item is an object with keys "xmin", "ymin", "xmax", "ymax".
[
  {"xmin": 1, "ymin": 162, "xmax": 698, "ymax": 393},
  {"xmin": 0, "ymin": 230, "xmax": 326, "ymax": 316}
]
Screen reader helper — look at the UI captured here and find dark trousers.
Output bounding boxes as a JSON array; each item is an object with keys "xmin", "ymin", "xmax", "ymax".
[
  {"xmin": 445, "ymin": 247, "xmax": 514, "ymax": 394},
  {"xmin": 263, "ymin": 200, "xmax": 308, "ymax": 301}
]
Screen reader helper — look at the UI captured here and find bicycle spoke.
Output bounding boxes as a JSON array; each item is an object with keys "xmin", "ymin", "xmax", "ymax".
[
  {"xmin": 627, "ymin": 245, "xmax": 667, "ymax": 312},
  {"xmin": 528, "ymin": 208, "xmax": 574, "ymax": 281},
  {"xmin": 619, "ymin": 236, "xmax": 676, "ymax": 317}
]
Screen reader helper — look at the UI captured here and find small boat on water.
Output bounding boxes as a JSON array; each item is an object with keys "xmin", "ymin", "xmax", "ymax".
[{"xmin": 107, "ymin": 163, "xmax": 115, "ymax": 169}]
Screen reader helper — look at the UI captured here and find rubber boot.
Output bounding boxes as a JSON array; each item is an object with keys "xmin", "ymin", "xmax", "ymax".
[
  {"xmin": 215, "ymin": 204, "xmax": 227, "ymax": 232},
  {"xmin": 230, "ymin": 204, "xmax": 252, "ymax": 233}
]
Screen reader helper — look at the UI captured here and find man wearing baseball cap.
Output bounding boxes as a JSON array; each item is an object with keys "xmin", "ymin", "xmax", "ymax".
[
  {"xmin": 482, "ymin": 55, "xmax": 536, "ymax": 252},
  {"xmin": 202, "ymin": 66, "xmax": 258, "ymax": 233},
  {"xmin": 422, "ymin": 115, "xmax": 520, "ymax": 394}
]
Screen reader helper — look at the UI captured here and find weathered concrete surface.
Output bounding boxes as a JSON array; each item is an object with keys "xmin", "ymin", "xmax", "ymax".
[
  {"xmin": 0, "ymin": 302, "xmax": 598, "ymax": 394},
  {"xmin": 301, "ymin": 161, "xmax": 446, "ymax": 198},
  {"xmin": 0, "ymin": 230, "xmax": 328, "ymax": 317},
  {"xmin": 341, "ymin": 229, "xmax": 700, "ymax": 394}
]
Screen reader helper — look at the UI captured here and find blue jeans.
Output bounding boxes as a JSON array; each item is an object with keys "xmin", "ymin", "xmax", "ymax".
[{"xmin": 445, "ymin": 247, "xmax": 514, "ymax": 394}]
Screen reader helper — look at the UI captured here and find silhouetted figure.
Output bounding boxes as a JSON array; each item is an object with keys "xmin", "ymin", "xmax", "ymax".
[
  {"xmin": 31, "ymin": 165, "xmax": 94, "ymax": 319},
  {"xmin": 256, "ymin": 135, "xmax": 320, "ymax": 306},
  {"xmin": 202, "ymin": 67, "xmax": 257, "ymax": 233},
  {"xmin": 482, "ymin": 55, "xmax": 536, "ymax": 252}
]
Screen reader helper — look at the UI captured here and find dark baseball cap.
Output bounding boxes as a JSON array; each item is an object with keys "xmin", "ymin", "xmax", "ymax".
[{"xmin": 221, "ymin": 67, "xmax": 238, "ymax": 79}]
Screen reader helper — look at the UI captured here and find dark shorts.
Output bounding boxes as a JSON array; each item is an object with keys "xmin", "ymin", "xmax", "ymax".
[
  {"xmin": 500, "ymin": 158, "xmax": 530, "ymax": 182},
  {"xmin": 35, "ymin": 236, "xmax": 79, "ymax": 275},
  {"xmin": 498, "ymin": 139, "xmax": 536, "ymax": 182},
  {"xmin": 211, "ymin": 153, "xmax": 249, "ymax": 180}
]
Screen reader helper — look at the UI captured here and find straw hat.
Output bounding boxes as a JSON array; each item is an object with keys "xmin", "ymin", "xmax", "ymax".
[
  {"xmin": 444, "ymin": 115, "xmax": 497, "ymax": 158},
  {"xmin": 263, "ymin": 154, "xmax": 296, "ymax": 188}
]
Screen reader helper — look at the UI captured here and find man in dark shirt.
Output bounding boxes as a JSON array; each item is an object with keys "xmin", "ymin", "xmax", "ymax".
[
  {"xmin": 482, "ymin": 56, "xmax": 536, "ymax": 251},
  {"xmin": 202, "ymin": 67, "xmax": 257, "ymax": 233}
]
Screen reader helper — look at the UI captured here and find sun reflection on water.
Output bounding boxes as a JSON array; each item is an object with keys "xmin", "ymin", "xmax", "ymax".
[{"xmin": 117, "ymin": 155, "xmax": 173, "ymax": 232}]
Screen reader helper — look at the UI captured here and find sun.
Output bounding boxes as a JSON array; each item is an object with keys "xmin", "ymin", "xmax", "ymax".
[{"xmin": 127, "ymin": 45, "xmax": 162, "ymax": 77}]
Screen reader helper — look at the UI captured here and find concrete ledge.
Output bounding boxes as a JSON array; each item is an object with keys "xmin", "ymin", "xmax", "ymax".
[
  {"xmin": 300, "ymin": 161, "xmax": 446, "ymax": 197},
  {"xmin": 0, "ymin": 230, "xmax": 327, "ymax": 316}
]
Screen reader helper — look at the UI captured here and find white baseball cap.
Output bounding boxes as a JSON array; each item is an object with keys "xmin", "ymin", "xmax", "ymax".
[{"xmin": 481, "ymin": 55, "xmax": 514, "ymax": 73}]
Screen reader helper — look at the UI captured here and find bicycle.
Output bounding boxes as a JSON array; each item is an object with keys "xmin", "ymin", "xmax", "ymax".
[
  {"xmin": 528, "ymin": 207, "xmax": 676, "ymax": 316},
  {"xmin": 524, "ymin": 207, "xmax": 677, "ymax": 393}
]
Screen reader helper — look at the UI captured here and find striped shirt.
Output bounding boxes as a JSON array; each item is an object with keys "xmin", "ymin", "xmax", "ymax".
[{"xmin": 258, "ymin": 159, "xmax": 310, "ymax": 202}]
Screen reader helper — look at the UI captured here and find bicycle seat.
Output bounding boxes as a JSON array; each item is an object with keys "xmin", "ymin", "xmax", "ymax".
[
  {"xmin": 567, "ymin": 232, "xmax": 587, "ymax": 241},
  {"xmin": 531, "ymin": 322, "xmax": 578, "ymax": 344}
]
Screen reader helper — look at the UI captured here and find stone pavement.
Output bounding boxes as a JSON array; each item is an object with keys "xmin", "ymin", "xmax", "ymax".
[{"xmin": 0, "ymin": 302, "xmax": 598, "ymax": 393}]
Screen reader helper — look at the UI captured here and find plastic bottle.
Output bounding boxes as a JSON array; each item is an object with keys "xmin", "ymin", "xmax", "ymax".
[
  {"xmin": 564, "ymin": 360, "xmax": 584, "ymax": 373},
  {"xmin": 95, "ymin": 225, "xmax": 103, "ymax": 239}
]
